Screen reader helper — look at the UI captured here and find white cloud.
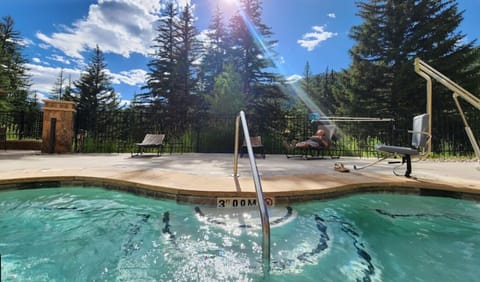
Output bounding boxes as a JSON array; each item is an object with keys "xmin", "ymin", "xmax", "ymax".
[
  {"xmin": 327, "ymin": 13, "xmax": 336, "ymax": 19},
  {"xmin": 19, "ymin": 37, "xmax": 34, "ymax": 47},
  {"xmin": 26, "ymin": 63, "xmax": 145, "ymax": 100},
  {"xmin": 27, "ymin": 0, "xmax": 199, "ymax": 101},
  {"xmin": 120, "ymin": 99, "xmax": 131, "ymax": 108},
  {"xmin": 176, "ymin": 0, "xmax": 191, "ymax": 7},
  {"xmin": 48, "ymin": 55, "xmax": 72, "ymax": 65},
  {"xmin": 38, "ymin": 43, "xmax": 51, "ymax": 50},
  {"xmin": 26, "ymin": 64, "xmax": 82, "ymax": 95},
  {"xmin": 109, "ymin": 69, "xmax": 147, "ymax": 86},
  {"xmin": 197, "ymin": 29, "xmax": 211, "ymax": 48},
  {"xmin": 285, "ymin": 74, "xmax": 303, "ymax": 84},
  {"xmin": 36, "ymin": 0, "xmax": 163, "ymax": 60},
  {"xmin": 297, "ymin": 25, "xmax": 338, "ymax": 51}
]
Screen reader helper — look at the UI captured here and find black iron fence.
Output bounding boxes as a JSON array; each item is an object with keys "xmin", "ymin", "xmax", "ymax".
[
  {"xmin": 1, "ymin": 110, "xmax": 478, "ymax": 158},
  {"xmin": 0, "ymin": 111, "xmax": 43, "ymax": 140}
]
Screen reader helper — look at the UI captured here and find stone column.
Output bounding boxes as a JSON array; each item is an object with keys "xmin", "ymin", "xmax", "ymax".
[{"xmin": 41, "ymin": 100, "xmax": 76, "ymax": 153}]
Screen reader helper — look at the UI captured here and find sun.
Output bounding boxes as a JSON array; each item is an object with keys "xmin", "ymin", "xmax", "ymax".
[
  {"xmin": 210, "ymin": 0, "xmax": 238, "ymax": 15},
  {"xmin": 219, "ymin": 0, "xmax": 239, "ymax": 8}
]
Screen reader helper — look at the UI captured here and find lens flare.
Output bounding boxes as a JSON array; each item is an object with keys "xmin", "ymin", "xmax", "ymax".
[{"xmin": 236, "ymin": 6, "xmax": 335, "ymax": 130}]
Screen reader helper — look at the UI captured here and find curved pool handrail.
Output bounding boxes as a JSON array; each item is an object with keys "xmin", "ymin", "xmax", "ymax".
[{"xmin": 233, "ymin": 110, "xmax": 271, "ymax": 274}]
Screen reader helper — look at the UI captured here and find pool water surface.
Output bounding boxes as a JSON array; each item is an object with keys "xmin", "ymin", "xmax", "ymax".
[{"xmin": 1, "ymin": 187, "xmax": 479, "ymax": 281}]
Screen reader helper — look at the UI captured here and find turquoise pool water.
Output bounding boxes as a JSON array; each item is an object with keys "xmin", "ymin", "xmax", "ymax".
[{"xmin": 1, "ymin": 187, "xmax": 479, "ymax": 281}]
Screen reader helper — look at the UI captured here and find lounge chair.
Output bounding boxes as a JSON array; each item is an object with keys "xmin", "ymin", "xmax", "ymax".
[
  {"xmin": 284, "ymin": 125, "xmax": 338, "ymax": 160},
  {"xmin": 375, "ymin": 113, "xmax": 430, "ymax": 177},
  {"xmin": 132, "ymin": 133, "xmax": 165, "ymax": 157},
  {"xmin": 240, "ymin": 136, "xmax": 265, "ymax": 159}
]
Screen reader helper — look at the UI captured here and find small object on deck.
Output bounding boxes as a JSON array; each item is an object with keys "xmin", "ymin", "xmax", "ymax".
[{"xmin": 334, "ymin": 163, "xmax": 350, "ymax": 173}]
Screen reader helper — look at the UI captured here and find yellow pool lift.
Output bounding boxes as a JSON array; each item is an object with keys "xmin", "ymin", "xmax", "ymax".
[{"xmin": 414, "ymin": 58, "xmax": 480, "ymax": 165}]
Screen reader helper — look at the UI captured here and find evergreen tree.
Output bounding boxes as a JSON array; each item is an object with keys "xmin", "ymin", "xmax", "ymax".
[
  {"xmin": 472, "ymin": 46, "xmax": 480, "ymax": 92},
  {"xmin": 62, "ymin": 74, "xmax": 73, "ymax": 101},
  {"xmin": 228, "ymin": 0, "xmax": 278, "ymax": 98},
  {"xmin": 49, "ymin": 68, "xmax": 65, "ymax": 100},
  {"xmin": 0, "ymin": 16, "xmax": 31, "ymax": 111},
  {"xmin": 345, "ymin": 0, "xmax": 479, "ymax": 127},
  {"xmin": 144, "ymin": 3, "xmax": 201, "ymax": 136},
  {"xmin": 310, "ymin": 68, "xmax": 339, "ymax": 116},
  {"xmin": 144, "ymin": 3, "xmax": 178, "ymax": 114},
  {"xmin": 301, "ymin": 62, "xmax": 315, "ymax": 100},
  {"xmin": 332, "ymin": 70, "xmax": 355, "ymax": 116},
  {"xmin": 172, "ymin": 3, "xmax": 202, "ymax": 127},
  {"xmin": 299, "ymin": 63, "xmax": 340, "ymax": 117},
  {"xmin": 227, "ymin": 0, "xmax": 287, "ymax": 133},
  {"xmin": 129, "ymin": 92, "xmax": 150, "ymax": 112},
  {"xmin": 198, "ymin": 4, "xmax": 229, "ymax": 95},
  {"xmin": 27, "ymin": 91, "xmax": 39, "ymax": 110},
  {"xmin": 73, "ymin": 45, "xmax": 120, "ymax": 131},
  {"xmin": 206, "ymin": 63, "xmax": 244, "ymax": 114}
]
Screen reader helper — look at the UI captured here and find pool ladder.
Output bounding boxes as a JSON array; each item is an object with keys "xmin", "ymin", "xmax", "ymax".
[{"xmin": 233, "ymin": 110, "xmax": 271, "ymax": 274}]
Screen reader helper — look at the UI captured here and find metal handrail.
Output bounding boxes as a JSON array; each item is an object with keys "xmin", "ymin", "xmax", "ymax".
[{"xmin": 233, "ymin": 110, "xmax": 271, "ymax": 273}]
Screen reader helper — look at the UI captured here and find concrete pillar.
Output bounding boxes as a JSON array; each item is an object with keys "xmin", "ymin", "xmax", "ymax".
[{"xmin": 41, "ymin": 100, "xmax": 76, "ymax": 153}]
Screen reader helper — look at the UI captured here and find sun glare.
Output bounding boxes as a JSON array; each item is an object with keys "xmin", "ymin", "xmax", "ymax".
[{"xmin": 214, "ymin": 0, "xmax": 238, "ymax": 14}]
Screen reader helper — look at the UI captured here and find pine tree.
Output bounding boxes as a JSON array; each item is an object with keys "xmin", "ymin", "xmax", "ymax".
[
  {"xmin": 62, "ymin": 74, "xmax": 73, "ymax": 101},
  {"xmin": 144, "ymin": 3, "xmax": 201, "ymax": 136},
  {"xmin": 206, "ymin": 63, "xmax": 244, "ymax": 114},
  {"xmin": 228, "ymin": 0, "xmax": 278, "ymax": 98},
  {"xmin": 226, "ymin": 0, "xmax": 287, "ymax": 133},
  {"xmin": 172, "ymin": 4, "xmax": 202, "ymax": 126},
  {"xmin": 332, "ymin": 70, "xmax": 355, "ymax": 116},
  {"xmin": 346, "ymin": 0, "xmax": 479, "ymax": 127},
  {"xmin": 49, "ymin": 68, "xmax": 65, "ymax": 100},
  {"xmin": 0, "ymin": 16, "xmax": 31, "ymax": 111},
  {"xmin": 347, "ymin": 0, "xmax": 394, "ymax": 118},
  {"xmin": 198, "ymin": 4, "xmax": 229, "ymax": 95},
  {"xmin": 73, "ymin": 45, "xmax": 120, "ymax": 131},
  {"xmin": 309, "ymin": 68, "xmax": 339, "ymax": 116},
  {"xmin": 301, "ymin": 62, "xmax": 315, "ymax": 100},
  {"xmin": 144, "ymin": 3, "xmax": 178, "ymax": 113},
  {"xmin": 129, "ymin": 92, "xmax": 150, "ymax": 112}
]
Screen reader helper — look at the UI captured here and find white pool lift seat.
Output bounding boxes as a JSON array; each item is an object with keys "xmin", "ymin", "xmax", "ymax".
[{"xmin": 375, "ymin": 113, "xmax": 430, "ymax": 177}]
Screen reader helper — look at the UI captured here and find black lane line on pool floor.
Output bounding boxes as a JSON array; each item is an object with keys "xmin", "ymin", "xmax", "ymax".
[
  {"xmin": 270, "ymin": 214, "xmax": 331, "ymax": 272},
  {"xmin": 122, "ymin": 213, "xmax": 151, "ymax": 256},
  {"xmin": 296, "ymin": 215, "xmax": 330, "ymax": 264},
  {"xmin": 329, "ymin": 215, "xmax": 375, "ymax": 282},
  {"xmin": 374, "ymin": 208, "xmax": 464, "ymax": 221}
]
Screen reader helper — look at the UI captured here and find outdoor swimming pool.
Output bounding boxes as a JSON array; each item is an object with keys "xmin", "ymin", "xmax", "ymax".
[{"xmin": 1, "ymin": 187, "xmax": 479, "ymax": 281}]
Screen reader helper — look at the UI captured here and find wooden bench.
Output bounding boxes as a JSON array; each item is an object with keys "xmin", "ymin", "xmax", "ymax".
[{"xmin": 240, "ymin": 136, "xmax": 265, "ymax": 159}]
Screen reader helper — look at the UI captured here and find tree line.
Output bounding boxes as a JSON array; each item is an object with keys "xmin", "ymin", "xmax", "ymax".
[
  {"xmin": 299, "ymin": 0, "xmax": 480, "ymax": 130},
  {"xmin": 1, "ymin": 0, "xmax": 479, "ymax": 139}
]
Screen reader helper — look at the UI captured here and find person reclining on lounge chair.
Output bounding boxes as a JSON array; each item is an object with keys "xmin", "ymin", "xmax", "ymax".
[{"xmin": 294, "ymin": 129, "xmax": 329, "ymax": 149}]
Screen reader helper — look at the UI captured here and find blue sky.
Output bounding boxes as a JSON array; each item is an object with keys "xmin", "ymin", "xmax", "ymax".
[{"xmin": 3, "ymin": 0, "xmax": 480, "ymax": 106}]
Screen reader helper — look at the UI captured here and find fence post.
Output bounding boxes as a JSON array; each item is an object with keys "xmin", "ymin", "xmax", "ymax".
[{"xmin": 19, "ymin": 111, "xmax": 25, "ymax": 140}]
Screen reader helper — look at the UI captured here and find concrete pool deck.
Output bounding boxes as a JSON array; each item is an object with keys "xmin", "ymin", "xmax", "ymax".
[{"xmin": 0, "ymin": 150, "xmax": 479, "ymax": 203}]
